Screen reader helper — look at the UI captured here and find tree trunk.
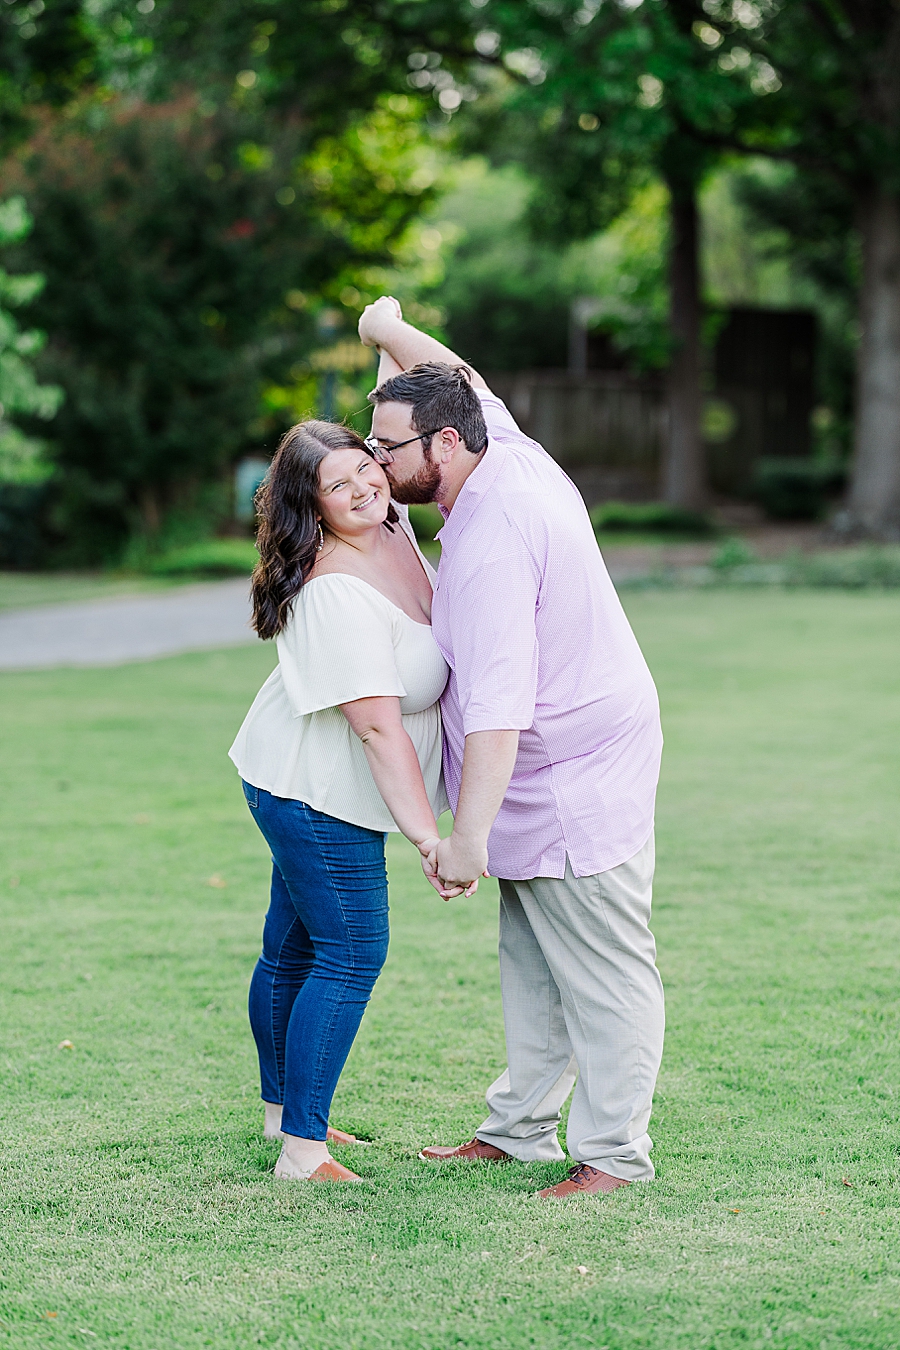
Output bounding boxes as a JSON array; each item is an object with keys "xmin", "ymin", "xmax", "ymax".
[
  {"xmin": 663, "ymin": 187, "xmax": 706, "ymax": 509},
  {"xmin": 138, "ymin": 486, "xmax": 162, "ymax": 537},
  {"xmin": 845, "ymin": 190, "xmax": 900, "ymax": 539}
]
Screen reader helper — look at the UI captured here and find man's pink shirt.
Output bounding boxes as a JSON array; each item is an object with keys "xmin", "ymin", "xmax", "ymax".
[{"xmin": 431, "ymin": 391, "xmax": 663, "ymax": 881}]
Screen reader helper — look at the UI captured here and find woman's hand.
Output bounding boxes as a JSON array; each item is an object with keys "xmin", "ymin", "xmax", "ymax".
[
  {"xmin": 359, "ymin": 295, "xmax": 403, "ymax": 349},
  {"xmin": 417, "ymin": 836, "xmax": 479, "ymax": 900}
]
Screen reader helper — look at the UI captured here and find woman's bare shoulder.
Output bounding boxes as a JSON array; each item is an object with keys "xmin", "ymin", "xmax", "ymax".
[{"xmin": 307, "ymin": 538, "xmax": 365, "ymax": 582}]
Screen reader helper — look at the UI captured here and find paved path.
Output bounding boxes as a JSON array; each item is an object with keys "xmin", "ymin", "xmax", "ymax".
[{"xmin": 0, "ymin": 579, "xmax": 258, "ymax": 671}]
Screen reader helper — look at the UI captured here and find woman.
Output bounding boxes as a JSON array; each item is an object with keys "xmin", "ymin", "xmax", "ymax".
[{"xmin": 229, "ymin": 392, "xmax": 474, "ymax": 1184}]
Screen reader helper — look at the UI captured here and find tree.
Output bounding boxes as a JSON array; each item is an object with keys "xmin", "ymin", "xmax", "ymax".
[
  {"xmin": 0, "ymin": 0, "xmax": 96, "ymax": 151},
  {"xmin": 130, "ymin": 0, "xmax": 477, "ymax": 128},
  {"xmin": 1, "ymin": 0, "xmax": 479, "ymax": 559},
  {"xmin": 739, "ymin": 1, "xmax": 900, "ymax": 538},
  {"xmin": 7, "ymin": 95, "xmax": 431, "ymax": 558},
  {"xmin": 450, "ymin": 0, "xmax": 777, "ymax": 508}
]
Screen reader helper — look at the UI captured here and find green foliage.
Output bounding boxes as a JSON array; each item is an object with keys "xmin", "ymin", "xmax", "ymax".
[
  {"xmin": 591, "ymin": 499, "xmax": 715, "ymax": 536},
  {"xmin": 572, "ymin": 180, "xmax": 671, "ymax": 371},
  {"xmin": 410, "ymin": 161, "xmax": 670, "ymax": 374},
  {"xmin": 747, "ymin": 3, "xmax": 900, "ymax": 195},
  {"xmin": 0, "ymin": 0, "xmax": 96, "ymax": 151},
  {"xmin": 616, "ymin": 542, "xmax": 900, "ymax": 590},
  {"xmin": 7, "ymin": 99, "xmax": 307, "ymax": 559},
  {"xmin": 147, "ymin": 536, "xmax": 259, "ymax": 577},
  {"xmin": 470, "ymin": 0, "xmax": 777, "ymax": 243},
  {"xmin": 303, "ymin": 99, "xmax": 441, "ymax": 263},
  {"xmin": 0, "ymin": 480, "xmax": 54, "ymax": 567},
  {"xmin": 138, "ymin": 0, "xmax": 478, "ymax": 126},
  {"xmin": 0, "ymin": 0, "xmax": 479, "ymax": 565},
  {"xmin": 711, "ymin": 535, "xmax": 758, "ymax": 570},
  {"xmin": 752, "ymin": 458, "xmax": 847, "ymax": 522},
  {"xmin": 7, "ymin": 95, "xmax": 433, "ymax": 562},
  {"xmin": 417, "ymin": 161, "xmax": 574, "ymax": 370},
  {"xmin": 405, "ymin": 502, "xmax": 443, "ymax": 541},
  {"xmin": 0, "ymin": 195, "xmax": 62, "ymax": 493},
  {"xmin": 718, "ymin": 7, "xmax": 900, "ymax": 481},
  {"xmin": 700, "ymin": 161, "xmax": 857, "ymax": 453},
  {"xmin": 786, "ymin": 547, "xmax": 900, "ymax": 591}
]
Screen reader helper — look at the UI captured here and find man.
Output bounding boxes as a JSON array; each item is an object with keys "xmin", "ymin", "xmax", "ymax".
[{"xmin": 359, "ymin": 297, "xmax": 665, "ymax": 1199}]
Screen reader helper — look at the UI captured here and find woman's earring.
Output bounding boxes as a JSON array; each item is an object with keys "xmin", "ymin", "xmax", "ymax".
[{"xmin": 315, "ymin": 522, "xmax": 324, "ymax": 552}]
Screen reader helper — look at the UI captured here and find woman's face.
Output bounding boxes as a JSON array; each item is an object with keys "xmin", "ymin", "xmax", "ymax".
[{"xmin": 317, "ymin": 446, "xmax": 391, "ymax": 538}]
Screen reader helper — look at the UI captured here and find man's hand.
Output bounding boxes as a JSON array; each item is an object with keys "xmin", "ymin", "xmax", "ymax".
[
  {"xmin": 417, "ymin": 836, "xmax": 480, "ymax": 901},
  {"xmin": 434, "ymin": 834, "xmax": 489, "ymax": 895},
  {"xmin": 359, "ymin": 295, "xmax": 402, "ymax": 349}
]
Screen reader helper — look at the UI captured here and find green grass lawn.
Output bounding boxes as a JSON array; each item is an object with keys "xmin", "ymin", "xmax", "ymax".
[
  {"xmin": 0, "ymin": 572, "xmax": 192, "ymax": 613},
  {"xmin": 1, "ymin": 591, "xmax": 899, "ymax": 1349}
]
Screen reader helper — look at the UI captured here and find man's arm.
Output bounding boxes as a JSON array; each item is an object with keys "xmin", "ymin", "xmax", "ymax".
[
  {"xmin": 427, "ymin": 729, "xmax": 520, "ymax": 891},
  {"xmin": 359, "ymin": 295, "xmax": 491, "ymax": 391}
]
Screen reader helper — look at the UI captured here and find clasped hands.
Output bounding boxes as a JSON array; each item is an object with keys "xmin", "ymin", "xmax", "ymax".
[
  {"xmin": 358, "ymin": 294, "xmax": 403, "ymax": 349},
  {"xmin": 416, "ymin": 834, "xmax": 489, "ymax": 901}
]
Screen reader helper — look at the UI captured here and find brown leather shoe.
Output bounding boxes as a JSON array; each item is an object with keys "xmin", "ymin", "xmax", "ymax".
[
  {"xmin": 308, "ymin": 1157, "xmax": 364, "ymax": 1183},
  {"xmin": 537, "ymin": 1163, "xmax": 631, "ymax": 1199},
  {"xmin": 418, "ymin": 1137, "xmax": 511, "ymax": 1163}
]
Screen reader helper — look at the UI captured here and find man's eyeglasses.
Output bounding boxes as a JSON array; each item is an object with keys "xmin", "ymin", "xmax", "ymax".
[{"xmin": 363, "ymin": 431, "xmax": 441, "ymax": 466}]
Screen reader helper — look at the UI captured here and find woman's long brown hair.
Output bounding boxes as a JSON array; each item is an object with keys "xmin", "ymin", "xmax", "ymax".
[{"xmin": 250, "ymin": 420, "xmax": 397, "ymax": 641}]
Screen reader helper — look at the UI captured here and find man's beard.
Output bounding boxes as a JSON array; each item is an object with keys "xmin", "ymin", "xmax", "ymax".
[{"xmin": 386, "ymin": 447, "xmax": 442, "ymax": 505}]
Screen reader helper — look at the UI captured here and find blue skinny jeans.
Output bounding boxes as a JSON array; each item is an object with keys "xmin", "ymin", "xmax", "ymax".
[{"xmin": 242, "ymin": 781, "xmax": 389, "ymax": 1140}]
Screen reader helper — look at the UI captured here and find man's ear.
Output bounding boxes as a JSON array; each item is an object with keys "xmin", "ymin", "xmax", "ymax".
[{"xmin": 436, "ymin": 427, "xmax": 461, "ymax": 461}]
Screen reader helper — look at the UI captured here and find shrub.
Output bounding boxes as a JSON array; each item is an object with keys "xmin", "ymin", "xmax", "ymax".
[
  {"xmin": 405, "ymin": 503, "xmax": 443, "ymax": 541},
  {"xmin": 6, "ymin": 99, "xmax": 312, "ymax": 562},
  {"xmin": 147, "ymin": 537, "xmax": 259, "ymax": 577},
  {"xmin": 752, "ymin": 458, "xmax": 847, "ymax": 521},
  {"xmin": 7, "ymin": 97, "xmax": 432, "ymax": 563},
  {"xmin": 0, "ymin": 481, "xmax": 56, "ymax": 568},
  {"xmin": 785, "ymin": 547, "xmax": 900, "ymax": 589},
  {"xmin": 711, "ymin": 537, "xmax": 757, "ymax": 570},
  {"xmin": 590, "ymin": 500, "xmax": 716, "ymax": 536},
  {"xmin": 0, "ymin": 194, "xmax": 63, "ymax": 494}
]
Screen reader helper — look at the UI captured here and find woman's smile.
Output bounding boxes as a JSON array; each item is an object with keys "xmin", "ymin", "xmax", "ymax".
[{"xmin": 352, "ymin": 490, "xmax": 380, "ymax": 511}]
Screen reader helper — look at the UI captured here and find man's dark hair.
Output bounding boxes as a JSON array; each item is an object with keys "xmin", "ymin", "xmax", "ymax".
[{"xmin": 369, "ymin": 362, "xmax": 488, "ymax": 455}]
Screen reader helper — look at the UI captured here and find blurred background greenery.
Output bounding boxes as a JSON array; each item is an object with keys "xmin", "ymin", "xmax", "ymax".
[{"xmin": 0, "ymin": 0, "xmax": 897, "ymax": 570}]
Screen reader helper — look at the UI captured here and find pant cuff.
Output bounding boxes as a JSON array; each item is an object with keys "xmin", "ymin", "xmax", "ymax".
[{"xmin": 476, "ymin": 1131, "xmax": 566, "ymax": 1164}]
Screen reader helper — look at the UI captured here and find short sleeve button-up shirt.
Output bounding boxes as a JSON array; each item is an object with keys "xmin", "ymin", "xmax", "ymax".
[{"xmin": 431, "ymin": 391, "xmax": 663, "ymax": 881}]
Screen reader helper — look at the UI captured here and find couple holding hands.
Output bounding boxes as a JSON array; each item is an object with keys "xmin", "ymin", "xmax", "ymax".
[{"xmin": 228, "ymin": 298, "xmax": 665, "ymax": 1198}]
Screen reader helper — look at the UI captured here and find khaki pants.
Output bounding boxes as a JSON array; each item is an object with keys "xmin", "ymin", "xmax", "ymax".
[{"xmin": 475, "ymin": 832, "xmax": 664, "ymax": 1181}]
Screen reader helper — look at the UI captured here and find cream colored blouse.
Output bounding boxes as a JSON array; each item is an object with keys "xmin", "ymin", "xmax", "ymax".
[{"xmin": 229, "ymin": 526, "xmax": 448, "ymax": 833}]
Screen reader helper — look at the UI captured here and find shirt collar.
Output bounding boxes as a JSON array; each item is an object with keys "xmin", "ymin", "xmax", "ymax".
[{"xmin": 435, "ymin": 436, "xmax": 507, "ymax": 546}]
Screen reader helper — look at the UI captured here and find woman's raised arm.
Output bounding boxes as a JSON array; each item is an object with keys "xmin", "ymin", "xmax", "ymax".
[
  {"xmin": 375, "ymin": 344, "xmax": 405, "ymax": 388},
  {"xmin": 359, "ymin": 296, "xmax": 490, "ymax": 391}
]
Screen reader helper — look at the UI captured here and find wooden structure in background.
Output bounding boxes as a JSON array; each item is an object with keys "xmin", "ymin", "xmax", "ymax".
[
  {"xmin": 487, "ymin": 306, "xmax": 817, "ymax": 507},
  {"xmin": 707, "ymin": 308, "xmax": 817, "ymax": 495},
  {"xmin": 485, "ymin": 370, "xmax": 666, "ymax": 506}
]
